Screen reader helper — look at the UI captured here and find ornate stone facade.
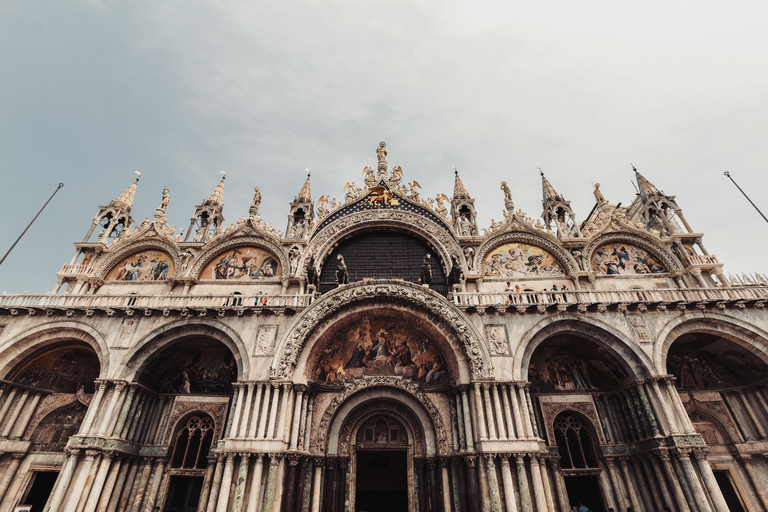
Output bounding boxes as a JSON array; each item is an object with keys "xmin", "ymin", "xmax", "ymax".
[{"xmin": 0, "ymin": 145, "xmax": 767, "ymax": 512}]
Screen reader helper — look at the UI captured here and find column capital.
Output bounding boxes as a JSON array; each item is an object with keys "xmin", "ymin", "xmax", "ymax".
[
  {"xmin": 293, "ymin": 383, "xmax": 308, "ymax": 393},
  {"xmin": 287, "ymin": 454, "xmax": 301, "ymax": 466},
  {"xmin": 281, "ymin": 382, "xmax": 293, "ymax": 391},
  {"xmin": 692, "ymin": 447, "xmax": 708, "ymax": 460},
  {"xmin": 439, "ymin": 457, "xmax": 451, "ymax": 469},
  {"xmin": 483, "ymin": 453, "xmax": 496, "ymax": 465},
  {"xmin": 513, "ymin": 453, "xmax": 526, "ymax": 465},
  {"xmin": 64, "ymin": 448, "xmax": 81, "ymax": 457},
  {"xmin": 114, "ymin": 381, "xmax": 128, "ymax": 392},
  {"xmin": 675, "ymin": 447, "xmax": 693, "ymax": 458},
  {"xmin": 268, "ymin": 453, "xmax": 282, "ymax": 465},
  {"xmin": 85, "ymin": 449, "xmax": 100, "ymax": 459},
  {"xmin": 10, "ymin": 453, "xmax": 25, "ymax": 461},
  {"xmin": 239, "ymin": 452, "xmax": 251, "ymax": 461},
  {"xmin": 463, "ymin": 454, "xmax": 478, "ymax": 467},
  {"xmin": 313, "ymin": 457, "xmax": 324, "ymax": 466}
]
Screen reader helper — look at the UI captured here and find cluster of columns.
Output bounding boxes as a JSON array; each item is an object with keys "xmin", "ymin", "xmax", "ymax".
[
  {"xmin": 194, "ymin": 452, "xmax": 284, "ymax": 512},
  {"xmin": 42, "ymin": 449, "xmax": 165, "ymax": 512},
  {"xmin": 0, "ymin": 383, "xmax": 46, "ymax": 441},
  {"xmin": 592, "ymin": 383, "xmax": 662, "ymax": 444},
  {"xmin": 721, "ymin": 384, "xmax": 768, "ymax": 442},
  {"xmin": 469, "ymin": 382, "xmax": 538, "ymax": 442}
]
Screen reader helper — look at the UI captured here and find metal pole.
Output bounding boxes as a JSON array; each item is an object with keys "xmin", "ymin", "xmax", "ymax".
[
  {"xmin": 0, "ymin": 183, "xmax": 64, "ymax": 267},
  {"xmin": 724, "ymin": 171, "xmax": 768, "ymax": 224}
]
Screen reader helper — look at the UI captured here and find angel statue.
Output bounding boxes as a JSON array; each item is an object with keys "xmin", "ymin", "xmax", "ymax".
[
  {"xmin": 434, "ymin": 193, "xmax": 450, "ymax": 217},
  {"xmin": 390, "ymin": 166, "xmax": 403, "ymax": 187},
  {"xmin": 344, "ymin": 182, "xmax": 357, "ymax": 203},
  {"xmin": 362, "ymin": 166, "xmax": 376, "ymax": 187},
  {"xmin": 408, "ymin": 181, "xmax": 421, "ymax": 200},
  {"xmin": 316, "ymin": 195, "xmax": 329, "ymax": 216}
]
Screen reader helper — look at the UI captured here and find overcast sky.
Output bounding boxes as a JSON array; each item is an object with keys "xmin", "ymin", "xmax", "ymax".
[{"xmin": 1, "ymin": 1, "xmax": 767, "ymax": 293}]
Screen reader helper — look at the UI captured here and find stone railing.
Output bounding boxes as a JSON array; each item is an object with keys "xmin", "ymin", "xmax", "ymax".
[
  {"xmin": 57, "ymin": 264, "xmax": 97, "ymax": 277},
  {"xmin": 0, "ymin": 293, "xmax": 314, "ymax": 310},
  {"xmin": 453, "ymin": 286, "xmax": 768, "ymax": 309}
]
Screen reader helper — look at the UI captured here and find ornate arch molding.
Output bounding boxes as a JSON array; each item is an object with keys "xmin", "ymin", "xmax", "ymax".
[
  {"xmin": 337, "ymin": 399, "xmax": 426, "ymax": 457},
  {"xmin": 95, "ymin": 240, "xmax": 180, "ymax": 280},
  {"xmin": 654, "ymin": 314, "xmax": 768, "ymax": 373},
  {"xmin": 118, "ymin": 319, "xmax": 250, "ymax": 381},
  {"xmin": 317, "ymin": 377, "xmax": 447, "ymax": 456},
  {"xmin": 583, "ymin": 233, "xmax": 680, "ymax": 273},
  {"xmin": 300, "ymin": 209, "xmax": 465, "ymax": 277},
  {"xmin": 0, "ymin": 321, "xmax": 109, "ymax": 379},
  {"xmin": 515, "ymin": 315, "xmax": 654, "ymax": 381},
  {"xmin": 190, "ymin": 236, "xmax": 289, "ymax": 280},
  {"xmin": 271, "ymin": 280, "xmax": 492, "ymax": 380},
  {"xmin": 684, "ymin": 396, "xmax": 743, "ymax": 445},
  {"xmin": 475, "ymin": 231, "xmax": 579, "ymax": 276}
]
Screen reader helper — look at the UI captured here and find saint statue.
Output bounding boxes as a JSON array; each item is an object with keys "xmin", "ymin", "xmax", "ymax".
[
  {"xmin": 159, "ymin": 188, "xmax": 170, "ymax": 212},
  {"xmin": 376, "ymin": 141, "xmax": 387, "ymax": 162},
  {"xmin": 336, "ymin": 254, "xmax": 349, "ymax": 285},
  {"xmin": 421, "ymin": 254, "xmax": 432, "ymax": 285},
  {"xmin": 501, "ymin": 181, "xmax": 512, "ymax": 203},
  {"xmin": 593, "ymin": 183, "xmax": 606, "ymax": 204}
]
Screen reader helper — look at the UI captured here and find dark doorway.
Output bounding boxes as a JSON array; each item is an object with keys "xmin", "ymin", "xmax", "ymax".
[
  {"xmin": 20, "ymin": 471, "xmax": 58, "ymax": 512},
  {"xmin": 355, "ymin": 450, "xmax": 408, "ymax": 512},
  {"xmin": 165, "ymin": 476, "xmax": 204, "ymax": 512},
  {"xmin": 713, "ymin": 471, "xmax": 746, "ymax": 512},
  {"xmin": 563, "ymin": 474, "xmax": 605, "ymax": 512}
]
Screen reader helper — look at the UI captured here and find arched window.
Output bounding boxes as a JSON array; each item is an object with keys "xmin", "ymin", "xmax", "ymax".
[
  {"xmin": 170, "ymin": 415, "xmax": 214, "ymax": 469},
  {"xmin": 554, "ymin": 413, "xmax": 599, "ymax": 469}
]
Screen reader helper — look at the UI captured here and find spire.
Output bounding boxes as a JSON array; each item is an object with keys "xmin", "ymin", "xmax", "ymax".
[
  {"xmin": 633, "ymin": 165, "xmax": 662, "ymax": 201},
  {"xmin": 203, "ymin": 172, "xmax": 226, "ymax": 207},
  {"xmin": 110, "ymin": 172, "xmax": 141, "ymax": 210},
  {"xmin": 452, "ymin": 166, "xmax": 470, "ymax": 199},
  {"xmin": 539, "ymin": 168, "xmax": 562, "ymax": 204},
  {"xmin": 297, "ymin": 169, "xmax": 312, "ymax": 203}
]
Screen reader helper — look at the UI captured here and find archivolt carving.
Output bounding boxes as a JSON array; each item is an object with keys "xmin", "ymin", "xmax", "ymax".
[
  {"xmin": 475, "ymin": 232, "xmax": 578, "ymax": 275},
  {"xmin": 685, "ymin": 395, "xmax": 743, "ymax": 445},
  {"xmin": 314, "ymin": 376, "xmax": 448, "ymax": 455},
  {"xmin": 190, "ymin": 237, "xmax": 288, "ymax": 280},
  {"xmin": 301, "ymin": 209, "xmax": 464, "ymax": 277},
  {"xmin": 272, "ymin": 280, "xmax": 491, "ymax": 379},
  {"xmin": 584, "ymin": 233, "xmax": 680, "ymax": 272},
  {"xmin": 23, "ymin": 393, "xmax": 79, "ymax": 440},
  {"xmin": 96, "ymin": 240, "xmax": 179, "ymax": 280},
  {"xmin": 337, "ymin": 400, "xmax": 426, "ymax": 457}
]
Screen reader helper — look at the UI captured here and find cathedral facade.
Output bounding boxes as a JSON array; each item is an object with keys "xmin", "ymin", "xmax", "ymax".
[{"xmin": 1, "ymin": 143, "xmax": 767, "ymax": 512}]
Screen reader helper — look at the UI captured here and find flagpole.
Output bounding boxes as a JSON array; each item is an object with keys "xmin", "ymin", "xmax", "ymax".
[
  {"xmin": 0, "ymin": 183, "xmax": 64, "ymax": 267},
  {"xmin": 724, "ymin": 172, "xmax": 768, "ymax": 225}
]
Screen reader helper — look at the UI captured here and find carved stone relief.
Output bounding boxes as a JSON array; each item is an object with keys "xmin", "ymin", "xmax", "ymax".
[
  {"xmin": 485, "ymin": 324, "xmax": 511, "ymax": 356},
  {"xmin": 254, "ymin": 325, "xmax": 279, "ymax": 356}
]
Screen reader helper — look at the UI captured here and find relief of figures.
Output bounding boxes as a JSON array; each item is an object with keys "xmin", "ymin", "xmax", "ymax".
[
  {"xmin": 483, "ymin": 243, "xmax": 564, "ymax": 277},
  {"xmin": 528, "ymin": 341, "xmax": 628, "ymax": 392},
  {"xmin": 312, "ymin": 317, "xmax": 449, "ymax": 386},
  {"xmin": 10, "ymin": 345, "xmax": 100, "ymax": 394},
  {"xmin": 591, "ymin": 243, "xmax": 665, "ymax": 275},
  {"xmin": 140, "ymin": 338, "xmax": 236, "ymax": 394},
  {"xmin": 666, "ymin": 336, "xmax": 768, "ymax": 388},
  {"xmin": 202, "ymin": 247, "xmax": 280, "ymax": 280},
  {"xmin": 106, "ymin": 250, "xmax": 174, "ymax": 281}
]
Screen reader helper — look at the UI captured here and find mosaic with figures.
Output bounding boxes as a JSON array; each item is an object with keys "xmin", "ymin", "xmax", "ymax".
[
  {"xmin": 312, "ymin": 316, "xmax": 449, "ymax": 385},
  {"xmin": 201, "ymin": 247, "xmax": 280, "ymax": 280},
  {"xmin": 591, "ymin": 243, "xmax": 666, "ymax": 275},
  {"xmin": 106, "ymin": 250, "xmax": 173, "ymax": 281},
  {"xmin": 484, "ymin": 243, "xmax": 564, "ymax": 277}
]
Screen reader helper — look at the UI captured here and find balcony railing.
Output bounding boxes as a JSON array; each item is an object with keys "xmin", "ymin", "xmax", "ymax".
[
  {"xmin": 57, "ymin": 264, "xmax": 97, "ymax": 277},
  {"xmin": 682, "ymin": 254, "xmax": 720, "ymax": 267},
  {"xmin": 0, "ymin": 293, "xmax": 315, "ymax": 310},
  {"xmin": 453, "ymin": 286, "xmax": 768, "ymax": 308}
]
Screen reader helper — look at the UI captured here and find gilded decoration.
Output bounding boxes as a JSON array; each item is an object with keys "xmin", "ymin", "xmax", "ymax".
[
  {"xmin": 311, "ymin": 316, "xmax": 449, "ymax": 385},
  {"xmin": 591, "ymin": 242, "xmax": 666, "ymax": 275},
  {"xmin": 273, "ymin": 281, "xmax": 490, "ymax": 379},
  {"xmin": 584, "ymin": 233, "xmax": 679, "ymax": 275},
  {"xmin": 314, "ymin": 375, "xmax": 448, "ymax": 455},
  {"xmin": 105, "ymin": 249, "xmax": 174, "ymax": 281},
  {"xmin": 483, "ymin": 242, "xmax": 565, "ymax": 277},
  {"xmin": 475, "ymin": 233, "xmax": 577, "ymax": 276},
  {"xmin": 201, "ymin": 246, "xmax": 280, "ymax": 280}
]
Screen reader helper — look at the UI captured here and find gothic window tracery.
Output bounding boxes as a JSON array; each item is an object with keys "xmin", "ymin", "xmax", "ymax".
[
  {"xmin": 170, "ymin": 415, "xmax": 214, "ymax": 469},
  {"xmin": 554, "ymin": 413, "xmax": 599, "ymax": 469}
]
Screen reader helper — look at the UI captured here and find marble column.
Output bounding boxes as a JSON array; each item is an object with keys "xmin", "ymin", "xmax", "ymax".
[
  {"xmin": 738, "ymin": 455, "xmax": 768, "ymax": 511},
  {"xmin": 296, "ymin": 458, "xmax": 310, "ymax": 512},
  {"xmin": 257, "ymin": 384, "xmax": 273, "ymax": 439},
  {"xmin": 232, "ymin": 453, "xmax": 251, "ymax": 512},
  {"xmin": 664, "ymin": 379, "xmax": 695, "ymax": 434},
  {"xmin": 302, "ymin": 397, "xmax": 313, "ymax": 451},
  {"xmin": 548, "ymin": 458, "xmax": 570, "ymax": 512},
  {"xmin": 82, "ymin": 452, "xmax": 115, "ymax": 512},
  {"xmin": 262, "ymin": 454, "xmax": 281, "ymax": 512},
  {"xmin": 517, "ymin": 385, "xmax": 534, "ymax": 438},
  {"xmin": 529, "ymin": 455, "xmax": 548, "ymax": 512},
  {"xmin": 499, "ymin": 455, "xmax": 518, "ymax": 512},
  {"xmin": 216, "ymin": 454, "xmax": 237, "ymax": 512},
  {"xmin": 112, "ymin": 385, "xmax": 136, "ymax": 437},
  {"xmin": 46, "ymin": 449, "xmax": 79, "ymax": 512},
  {"xmin": 81, "ymin": 382, "xmax": 107, "ymax": 434},
  {"xmin": 593, "ymin": 397, "xmax": 615, "ymax": 443},
  {"xmin": 491, "ymin": 384, "xmax": 507, "ymax": 439},
  {"xmin": 500, "ymin": 384, "xmax": 516, "ymax": 439},
  {"xmin": 290, "ymin": 387, "xmax": 305, "ymax": 450},
  {"xmin": 605, "ymin": 459, "xmax": 628, "ymax": 511},
  {"xmin": 104, "ymin": 458, "xmax": 133, "ymax": 512},
  {"xmin": 640, "ymin": 455, "xmax": 673, "ymax": 512},
  {"xmin": 276, "ymin": 383, "xmax": 293, "ymax": 442},
  {"xmin": 618, "ymin": 458, "xmax": 642, "ymax": 512},
  {"xmin": 144, "ymin": 458, "xmax": 165, "ymax": 511},
  {"xmin": 238, "ymin": 383, "xmax": 255, "ymax": 438},
  {"xmin": 1, "ymin": 389, "xmax": 29, "ymax": 438},
  {"xmin": 691, "ymin": 449, "xmax": 729, "ymax": 512},
  {"xmin": 283, "ymin": 455, "xmax": 300, "ymax": 512},
  {"xmin": 94, "ymin": 456, "xmax": 123, "ymax": 512},
  {"xmin": 484, "ymin": 455, "xmax": 502, "ymax": 512},
  {"xmin": 310, "ymin": 458, "xmax": 323, "ymax": 512},
  {"xmin": 267, "ymin": 385, "xmax": 282, "ymax": 439},
  {"xmin": 482, "ymin": 384, "xmax": 497, "ymax": 439},
  {"xmin": 248, "ymin": 383, "xmax": 264, "ymax": 438},
  {"xmin": 246, "ymin": 455, "xmax": 265, "ymax": 512},
  {"xmin": 197, "ymin": 457, "xmax": 217, "ymax": 512},
  {"xmin": 539, "ymin": 457, "xmax": 555, "ymax": 512},
  {"xmin": 476, "ymin": 456, "xmax": 491, "ymax": 512},
  {"xmin": 473, "ymin": 383, "xmax": 488, "ymax": 440},
  {"xmin": 0, "ymin": 389, "xmax": 18, "ymax": 428},
  {"xmin": 460, "ymin": 388, "xmax": 474, "ymax": 449},
  {"xmin": 638, "ymin": 383, "xmax": 661, "ymax": 436},
  {"xmin": 63, "ymin": 450, "xmax": 98, "ymax": 512},
  {"xmin": 129, "ymin": 457, "xmax": 154, "ymax": 512},
  {"xmin": 523, "ymin": 387, "xmax": 540, "ymax": 437},
  {"xmin": 0, "ymin": 453, "xmax": 24, "ymax": 500},
  {"xmin": 228, "ymin": 384, "xmax": 244, "ymax": 438},
  {"xmin": 679, "ymin": 449, "xmax": 713, "ymax": 511},
  {"xmin": 737, "ymin": 389, "xmax": 768, "ymax": 439},
  {"xmin": 510, "ymin": 384, "xmax": 525, "ymax": 441},
  {"xmin": 464, "ymin": 456, "xmax": 482, "ymax": 511},
  {"xmin": 658, "ymin": 452, "xmax": 691, "ymax": 512},
  {"xmin": 514, "ymin": 454, "xmax": 533, "ymax": 512},
  {"xmin": 454, "ymin": 393, "xmax": 466, "ymax": 451},
  {"xmin": 205, "ymin": 455, "xmax": 226, "ymax": 512}
]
